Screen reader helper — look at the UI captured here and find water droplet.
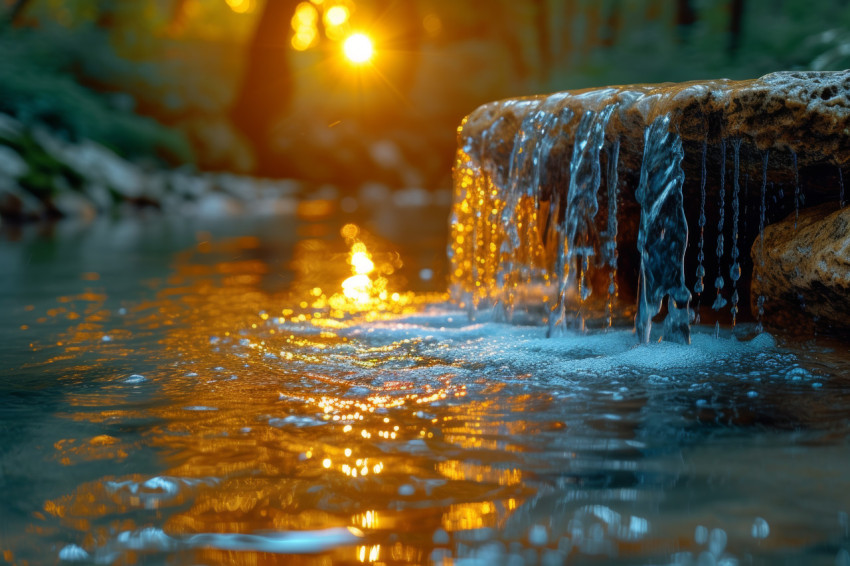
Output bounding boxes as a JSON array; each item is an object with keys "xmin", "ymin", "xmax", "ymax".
[
  {"xmin": 695, "ymin": 525, "xmax": 708, "ymax": 545},
  {"xmin": 751, "ymin": 517, "xmax": 769, "ymax": 539}
]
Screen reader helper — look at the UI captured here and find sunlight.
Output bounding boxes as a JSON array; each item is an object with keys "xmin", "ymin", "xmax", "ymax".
[{"xmin": 343, "ymin": 33, "xmax": 374, "ymax": 64}]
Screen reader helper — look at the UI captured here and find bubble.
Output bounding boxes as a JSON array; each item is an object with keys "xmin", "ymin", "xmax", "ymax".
[
  {"xmin": 529, "ymin": 524, "xmax": 548, "ymax": 546},
  {"xmin": 708, "ymin": 528, "xmax": 727, "ymax": 556},
  {"xmin": 751, "ymin": 517, "xmax": 769, "ymax": 539},
  {"xmin": 125, "ymin": 374, "xmax": 147, "ymax": 383},
  {"xmin": 694, "ymin": 525, "xmax": 708, "ymax": 545},
  {"xmin": 398, "ymin": 484, "xmax": 415, "ymax": 496}
]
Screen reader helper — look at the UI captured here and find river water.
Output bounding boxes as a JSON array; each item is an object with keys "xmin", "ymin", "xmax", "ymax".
[{"xmin": 1, "ymin": 199, "xmax": 849, "ymax": 566}]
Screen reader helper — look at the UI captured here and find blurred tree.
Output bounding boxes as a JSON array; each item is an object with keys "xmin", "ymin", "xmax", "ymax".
[
  {"xmin": 729, "ymin": 0, "xmax": 745, "ymax": 55},
  {"xmin": 229, "ymin": 0, "xmax": 297, "ymax": 175},
  {"xmin": 3, "ymin": 0, "xmax": 31, "ymax": 26}
]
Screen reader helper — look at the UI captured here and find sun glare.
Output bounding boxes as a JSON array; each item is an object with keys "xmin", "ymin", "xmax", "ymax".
[{"xmin": 343, "ymin": 33, "xmax": 374, "ymax": 64}]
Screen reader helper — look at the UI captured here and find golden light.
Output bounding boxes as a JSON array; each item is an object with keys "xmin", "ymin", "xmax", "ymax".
[
  {"xmin": 291, "ymin": 2, "xmax": 319, "ymax": 51},
  {"xmin": 343, "ymin": 33, "xmax": 374, "ymax": 64},
  {"xmin": 292, "ymin": 27, "xmax": 318, "ymax": 50},
  {"xmin": 225, "ymin": 0, "xmax": 255, "ymax": 14},
  {"xmin": 351, "ymin": 252, "xmax": 374, "ymax": 275},
  {"xmin": 293, "ymin": 1, "xmax": 318, "ymax": 25},
  {"xmin": 342, "ymin": 274, "xmax": 372, "ymax": 302},
  {"xmin": 324, "ymin": 5, "xmax": 349, "ymax": 27}
]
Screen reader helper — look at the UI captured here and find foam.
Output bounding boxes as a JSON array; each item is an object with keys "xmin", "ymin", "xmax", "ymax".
[{"xmin": 74, "ymin": 526, "xmax": 364, "ymax": 561}]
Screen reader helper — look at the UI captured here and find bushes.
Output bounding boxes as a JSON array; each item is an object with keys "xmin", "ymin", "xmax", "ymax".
[{"xmin": 0, "ymin": 29, "xmax": 194, "ymax": 166}]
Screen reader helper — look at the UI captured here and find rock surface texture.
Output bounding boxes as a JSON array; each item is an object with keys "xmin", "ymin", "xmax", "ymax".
[
  {"xmin": 451, "ymin": 70, "xmax": 850, "ymax": 338},
  {"xmin": 751, "ymin": 203, "xmax": 850, "ymax": 334}
]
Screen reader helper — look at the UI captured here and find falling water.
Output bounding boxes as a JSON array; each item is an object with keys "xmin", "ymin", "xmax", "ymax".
[
  {"xmin": 712, "ymin": 140, "xmax": 728, "ymax": 311},
  {"xmin": 694, "ymin": 141, "xmax": 707, "ymax": 324},
  {"xmin": 730, "ymin": 139, "xmax": 742, "ymax": 327},
  {"xmin": 451, "ymin": 77, "xmax": 847, "ymax": 344},
  {"xmin": 793, "ymin": 150, "xmax": 800, "ymax": 229},
  {"xmin": 840, "ymin": 167, "xmax": 845, "ymax": 208},
  {"xmin": 756, "ymin": 150, "xmax": 769, "ymax": 334},
  {"xmin": 605, "ymin": 138, "xmax": 621, "ymax": 329},
  {"xmin": 496, "ymin": 99, "xmax": 566, "ymax": 321},
  {"xmin": 634, "ymin": 114, "xmax": 690, "ymax": 344},
  {"xmin": 550, "ymin": 104, "xmax": 616, "ymax": 335}
]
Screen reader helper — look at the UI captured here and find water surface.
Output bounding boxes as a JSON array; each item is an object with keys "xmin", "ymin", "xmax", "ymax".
[{"xmin": 1, "ymin": 204, "xmax": 849, "ymax": 565}]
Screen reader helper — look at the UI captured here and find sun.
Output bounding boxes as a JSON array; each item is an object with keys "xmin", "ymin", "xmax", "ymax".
[{"xmin": 343, "ymin": 33, "xmax": 374, "ymax": 64}]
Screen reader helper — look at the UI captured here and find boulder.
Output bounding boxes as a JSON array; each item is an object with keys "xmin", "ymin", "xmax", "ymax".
[
  {"xmin": 452, "ymin": 70, "xmax": 850, "ymax": 331},
  {"xmin": 751, "ymin": 203, "xmax": 850, "ymax": 334}
]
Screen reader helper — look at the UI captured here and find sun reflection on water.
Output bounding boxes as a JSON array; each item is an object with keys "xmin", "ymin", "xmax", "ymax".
[{"xmin": 27, "ymin": 222, "xmax": 537, "ymax": 563}]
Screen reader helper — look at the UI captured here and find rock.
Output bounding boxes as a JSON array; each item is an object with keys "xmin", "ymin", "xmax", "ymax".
[
  {"xmin": 52, "ymin": 190, "xmax": 97, "ymax": 220},
  {"xmin": 34, "ymin": 132, "xmax": 146, "ymax": 199},
  {"xmin": 191, "ymin": 192, "xmax": 243, "ymax": 217},
  {"xmin": 751, "ymin": 203, "xmax": 850, "ymax": 334},
  {"xmin": 452, "ymin": 70, "xmax": 850, "ymax": 327},
  {"xmin": 0, "ymin": 113, "xmax": 23, "ymax": 140},
  {"xmin": 0, "ymin": 145, "xmax": 28, "ymax": 178}
]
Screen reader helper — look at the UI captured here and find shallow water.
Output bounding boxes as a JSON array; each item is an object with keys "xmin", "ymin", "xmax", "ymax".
[{"xmin": 1, "ymin": 204, "xmax": 849, "ymax": 566}]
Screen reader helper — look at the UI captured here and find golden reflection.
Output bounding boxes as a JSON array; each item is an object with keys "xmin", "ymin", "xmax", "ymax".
[
  {"xmin": 30, "ymin": 224, "xmax": 483, "ymax": 563},
  {"xmin": 437, "ymin": 460, "xmax": 523, "ymax": 486},
  {"xmin": 357, "ymin": 544, "xmax": 380, "ymax": 563},
  {"xmin": 442, "ymin": 501, "xmax": 500, "ymax": 531}
]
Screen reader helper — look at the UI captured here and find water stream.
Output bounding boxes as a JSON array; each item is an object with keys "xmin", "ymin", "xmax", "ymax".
[{"xmin": 2, "ymin": 202, "xmax": 850, "ymax": 565}]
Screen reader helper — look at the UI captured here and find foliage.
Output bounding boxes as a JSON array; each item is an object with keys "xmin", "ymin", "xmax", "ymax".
[
  {"xmin": 0, "ymin": 28, "xmax": 194, "ymax": 165},
  {"xmin": 0, "ymin": 132, "xmax": 83, "ymax": 199}
]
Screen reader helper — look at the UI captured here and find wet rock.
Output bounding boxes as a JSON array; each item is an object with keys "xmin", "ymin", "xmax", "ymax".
[
  {"xmin": 0, "ymin": 145, "xmax": 28, "ymax": 178},
  {"xmin": 751, "ymin": 203, "xmax": 850, "ymax": 334},
  {"xmin": 453, "ymin": 70, "xmax": 850, "ymax": 324},
  {"xmin": 34, "ymin": 133, "xmax": 147, "ymax": 200}
]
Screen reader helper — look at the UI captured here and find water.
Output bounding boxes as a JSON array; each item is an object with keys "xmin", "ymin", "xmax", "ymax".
[{"xmin": 2, "ymin": 204, "xmax": 850, "ymax": 565}]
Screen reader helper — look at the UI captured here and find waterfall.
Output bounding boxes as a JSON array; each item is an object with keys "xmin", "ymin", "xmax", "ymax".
[
  {"xmin": 605, "ymin": 138, "xmax": 621, "ymax": 329},
  {"xmin": 755, "ymin": 150, "xmax": 769, "ymax": 334},
  {"xmin": 730, "ymin": 139, "xmax": 742, "ymax": 326},
  {"xmin": 549, "ymin": 104, "xmax": 617, "ymax": 335},
  {"xmin": 634, "ymin": 115, "xmax": 690, "ymax": 344},
  {"xmin": 694, "ymin": 140, "xmax": 707, "ymax": 324},
  {"xmin": 450, "ymin": 71, "xmax": 850, "ymax": 344},
  {"xmin": 712, "ymin": 139, "xmax": 727, "ymax": 311}
]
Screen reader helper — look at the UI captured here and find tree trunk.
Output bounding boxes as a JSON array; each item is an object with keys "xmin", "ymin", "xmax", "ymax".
[
  {"xmin": 4, "ymin": 0, "xmax": 33, "ymax": 26},
  {"xmin": 728, "ymin": 0, "xmax": 745, "ymax": 55},
  {"xmin": 532, "ymin": 0, "xmax": 551, "ymax": 84},
  {"xmin": 229, "ymin": 0, "xmax": 299, "ymax": 174}
]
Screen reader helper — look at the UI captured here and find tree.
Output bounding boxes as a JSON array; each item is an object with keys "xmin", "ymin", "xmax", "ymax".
[{"xmin": 229, "ymin": 0, "xmax": 299, "ymax": 175}]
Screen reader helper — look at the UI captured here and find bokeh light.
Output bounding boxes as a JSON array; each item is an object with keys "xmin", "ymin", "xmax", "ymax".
[
  {"xmin": 225, "ymin": 0, "xmax": 255, "ymax": 14},
  {"xmin": 291, "ymin": 1, "xmax": 319, "ymax": 50},
  {"xmin": 324, "ymin": 5, "xmax": 350, "ymax": 27}
]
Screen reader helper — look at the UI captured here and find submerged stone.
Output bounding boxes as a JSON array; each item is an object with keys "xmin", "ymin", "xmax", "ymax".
[
  {"xmin": 751, "ymin": 203, "xmax": 850, "ymax": 334},
  {"xmin": 451, "ymin": 70, "xmax": 849, "ymax": 338}
]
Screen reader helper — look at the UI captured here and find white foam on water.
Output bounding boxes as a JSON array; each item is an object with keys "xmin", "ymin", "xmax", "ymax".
[
  {"xmin": 183, "ymin": 527, "xmax": 364, "ymax": 553},
  {"xmin": 88, "ymin": 526, "xmax": 364, "ymax": 558},
  {"xmin": 58, "ymin": 544, "xmax": 90, "ymax": 562},
  {"xmin": 337, "ymin": 309, "xmax": 788, "ymax": 386},
  {"xmin": 268, "ymin": 415, "xmax": 325, "ymax": 428}
]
